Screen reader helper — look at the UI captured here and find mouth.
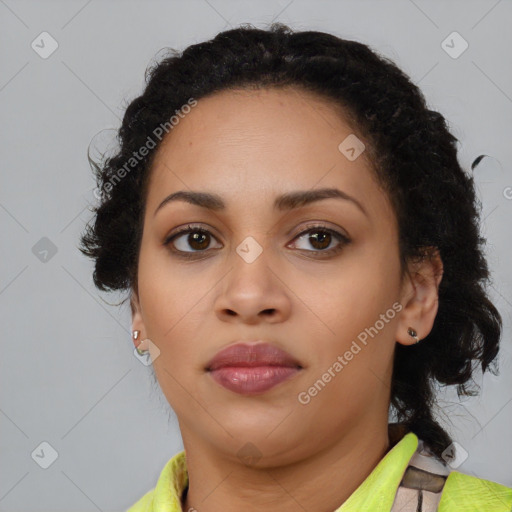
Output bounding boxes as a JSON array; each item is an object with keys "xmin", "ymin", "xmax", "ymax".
[{"xmin": 205, "ymin": 341, "xmax": 303, "ymax": 395}]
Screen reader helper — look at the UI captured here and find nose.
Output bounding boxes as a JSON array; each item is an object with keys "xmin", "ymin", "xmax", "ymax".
[{"xmin": 214, "ymin": 243, "xmax": 292, "ymax": 325}]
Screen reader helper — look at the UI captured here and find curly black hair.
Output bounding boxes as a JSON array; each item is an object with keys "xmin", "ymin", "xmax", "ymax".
[{"xmin": 79, "ymin": 22, "xmax": 502, "ymax": 461}]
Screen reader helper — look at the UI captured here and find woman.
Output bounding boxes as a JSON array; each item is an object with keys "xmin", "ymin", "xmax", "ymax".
[{"xmin": 79, "ymin": 23, "xmax": 512, "ymax": 512}]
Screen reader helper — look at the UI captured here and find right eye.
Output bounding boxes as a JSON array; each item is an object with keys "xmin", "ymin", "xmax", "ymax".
[{"xmin": 164, "ymin": 224, "xmax": 223, "ymax": 256}]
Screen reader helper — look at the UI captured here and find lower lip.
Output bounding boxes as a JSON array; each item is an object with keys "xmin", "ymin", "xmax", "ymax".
[{"xmin": 208, "ymin": 366, "xmax": 301, "ymax": 395}]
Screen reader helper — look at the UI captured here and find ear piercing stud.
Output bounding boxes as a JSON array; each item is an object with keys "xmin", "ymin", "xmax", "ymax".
[
  {"xmin": 132, "ymin": 330, "xmax": 149, "ymax": 355},
  {"xmin": 407, "ymin": 327, "xmax": 420, "ymax": 344}
]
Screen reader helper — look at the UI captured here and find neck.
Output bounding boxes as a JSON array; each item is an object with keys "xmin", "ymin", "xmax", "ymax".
[{"xmin": 180, "ymin": 422, "xmax": 392, "ymax": 512}]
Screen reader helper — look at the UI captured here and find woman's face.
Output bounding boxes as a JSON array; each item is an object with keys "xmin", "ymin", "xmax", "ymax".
[{"xmin": 131, "ymin": 87, "xmax": 439, "ymax": 464}]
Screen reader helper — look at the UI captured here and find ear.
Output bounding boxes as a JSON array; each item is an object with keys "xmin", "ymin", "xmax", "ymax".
[
  {"xmin": 131, "ymin": 289, "xmax": 149, "ymax": 352},
  {"xmin": 395, "ymin": 247, "xmax": 444, "ymax": 346}
]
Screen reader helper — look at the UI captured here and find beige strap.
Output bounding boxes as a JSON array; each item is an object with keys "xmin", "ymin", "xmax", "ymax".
[{"xmin": 391, "ymin": 439, "xmax": 451, "ymax": 512}]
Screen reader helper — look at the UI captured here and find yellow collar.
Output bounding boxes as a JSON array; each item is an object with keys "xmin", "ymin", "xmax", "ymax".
[
  {"xmin": 128, "ymin": 430, "xmax": 419, "ymax": 512},
  {"xmin": 338, "ymin": 431, "xmax": 417, "ymax": 510}
]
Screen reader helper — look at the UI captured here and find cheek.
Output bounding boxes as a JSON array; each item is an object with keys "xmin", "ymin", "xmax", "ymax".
[
  {"xmin": 137, "ymin": 245, "xmax": 206, "ymax": 358},
  {"xmin": 298, "ymin": 245, "xmax": 399, "ymax": 329},
  {"xmin": 294, "ymin": 250, "xmax": 400, "ymax": 379}
]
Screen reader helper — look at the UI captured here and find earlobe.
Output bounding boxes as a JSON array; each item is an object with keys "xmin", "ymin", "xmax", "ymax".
[{"xmin": 130, "ymin": 291, "xmax": 147, "ymax": 351}]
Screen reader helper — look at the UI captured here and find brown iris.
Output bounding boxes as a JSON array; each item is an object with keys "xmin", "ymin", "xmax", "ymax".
[
  {"xmin": 187, "ymin": 231, "xmax": 210, "ymax": 250},
  {"xmin": 308, "ymin": 230, "xmax": 331, "ymax": 250}
]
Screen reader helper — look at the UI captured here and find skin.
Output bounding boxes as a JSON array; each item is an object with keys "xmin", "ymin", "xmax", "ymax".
[{"xmin": 130, "ymin": 86, "xmax": 443, "ymax": 512}]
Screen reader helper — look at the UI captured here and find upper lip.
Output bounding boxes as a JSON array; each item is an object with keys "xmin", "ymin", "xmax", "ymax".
[{"xmin": 206, "ymin": 342, "xmax": 303, "ymax": 371}]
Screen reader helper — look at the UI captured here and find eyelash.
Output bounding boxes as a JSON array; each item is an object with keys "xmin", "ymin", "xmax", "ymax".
[{"xmin": 163, "ymin": 223, "xmax": 351, "ymax": 260}]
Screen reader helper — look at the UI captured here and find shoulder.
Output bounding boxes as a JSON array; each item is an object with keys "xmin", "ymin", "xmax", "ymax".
[
  {"xmin": 125, "ymin": 488, "xmax": 154, "ymax": 512},
  {"xmin": 124, "ymin": 450, "xmax": 188, "ymax": 512},
  {"xmin": 438, "ymin": 471, "xmax": 512, "ymax": 511}
]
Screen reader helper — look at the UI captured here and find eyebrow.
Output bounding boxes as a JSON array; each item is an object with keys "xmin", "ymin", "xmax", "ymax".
[{"xmin": 153, "ymin": 187, "xmax": 368, "ymax": 218}]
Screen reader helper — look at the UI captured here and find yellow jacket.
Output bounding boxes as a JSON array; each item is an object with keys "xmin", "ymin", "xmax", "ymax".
[{"xmin": 126, "ymin": 430, "xmax": 512, "ymax": 511}]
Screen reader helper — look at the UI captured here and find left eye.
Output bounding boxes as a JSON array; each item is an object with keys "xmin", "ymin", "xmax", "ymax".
[
  {"xmin": 289, "ymin": 226, "xmax": 350, "ymax": 253},
  {"xmin": 166, "ymin": 227, "xmax": 222, "ymax": 253}
]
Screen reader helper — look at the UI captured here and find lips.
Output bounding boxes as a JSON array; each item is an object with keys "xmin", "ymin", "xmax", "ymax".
[
  {"xmin": 205, "ymin": 342, "xmax": 302, "ymax": 371},
  {"xmin": 205, "ymin": 341, "xmax": 303, "ymax": 395}
]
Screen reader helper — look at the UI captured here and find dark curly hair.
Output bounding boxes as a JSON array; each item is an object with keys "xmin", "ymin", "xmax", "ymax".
[{"xmin": 79, "ymin": 22, "xmax": 502, "ymax": 461}]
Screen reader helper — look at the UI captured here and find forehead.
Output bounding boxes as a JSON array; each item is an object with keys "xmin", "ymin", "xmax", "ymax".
[{"xmin": 145, "ymin": 87, "xmax": 388, "ymax": 220}]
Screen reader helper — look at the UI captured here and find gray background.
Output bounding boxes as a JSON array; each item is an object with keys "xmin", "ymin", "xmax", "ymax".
[{"xmin": 1, "ymin": 0, "xmax": 511, "ymax": 510}]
